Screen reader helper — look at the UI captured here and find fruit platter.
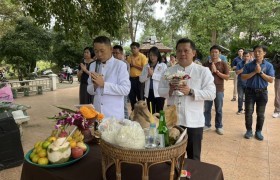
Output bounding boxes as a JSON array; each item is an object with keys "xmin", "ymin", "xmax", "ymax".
[
  {"xmin": 24, "ymin": 129, "xmax": 89, "ymax": 168},
  {"xmin": 24, "ymin": 105, "xmax": 104, "ymax": 168}
]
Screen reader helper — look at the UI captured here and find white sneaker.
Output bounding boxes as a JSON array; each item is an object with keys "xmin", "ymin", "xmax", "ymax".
[
  {"xmin": 216, "ymin": 128, "xmax": 224, "ymax": 135},
  {"xmin": 272, "ymin": 112, "xmax": 280, "ymax": 118}
]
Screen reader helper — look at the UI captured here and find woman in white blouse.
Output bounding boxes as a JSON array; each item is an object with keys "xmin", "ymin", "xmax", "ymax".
[{"xmin": 140, "ymin": 47, "xmax": 167, "ymax": 113}]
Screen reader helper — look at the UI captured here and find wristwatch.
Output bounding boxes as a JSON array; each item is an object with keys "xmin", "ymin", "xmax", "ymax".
[
  {"xmin": 259, "ymin": 71, "xmax": 264, "ymax": 75},
  {"xmin": 188, "ymin": 89, "xmax": 194, "ymax": 96}
]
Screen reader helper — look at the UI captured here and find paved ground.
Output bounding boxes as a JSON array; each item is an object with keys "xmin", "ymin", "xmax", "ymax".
[{"xmin": 0, "ymin": 80, "xmax": 279, "ymax": 180}]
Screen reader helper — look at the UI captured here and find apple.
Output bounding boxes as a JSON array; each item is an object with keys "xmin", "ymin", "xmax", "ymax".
[
  {"xmin": 59, "ymin": 131, "xmax": 68, "ymax": 137},
  {"xmin": 71, "ymin": 147, "xmax": 83, "ymax": 159}
]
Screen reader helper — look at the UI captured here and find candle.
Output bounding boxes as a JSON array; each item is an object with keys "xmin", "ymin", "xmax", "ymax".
[{"xmin": 149, "ymin": 102, "xmax": 154, "ymax": 123}]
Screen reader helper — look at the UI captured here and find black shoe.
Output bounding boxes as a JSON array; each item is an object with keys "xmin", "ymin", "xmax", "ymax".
[
  {"xmin": 244, "ymin": 130, "xmax": 253, "ymax": 139},
  {"xmin": 231, "ymin": 98, "xmax": 236, "ymax": 101},
  {"xmin": 255, "ymin": 131, "xmax": 264, "ymax": 141}
]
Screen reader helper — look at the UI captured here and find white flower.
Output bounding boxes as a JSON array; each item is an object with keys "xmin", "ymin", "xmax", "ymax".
[{"xmin": 164, "ymin": 70, "xmax": 190, "ymax": 81}]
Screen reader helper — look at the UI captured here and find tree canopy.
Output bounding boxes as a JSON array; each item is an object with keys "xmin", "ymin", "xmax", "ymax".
[
  {"xmin": 19, "ymin": 0, "xmax": 125, "ymax": 40},
  {"xmin": 0, "ymin": 0, "xmax": 22, "ymax": 37},
  {"xmin": 166, "ymin": 0, "xmax": 280, "ymax": 59},
  {"xmin": 0, "ymin": 17, "xmax": 52, "ymax": 79}
]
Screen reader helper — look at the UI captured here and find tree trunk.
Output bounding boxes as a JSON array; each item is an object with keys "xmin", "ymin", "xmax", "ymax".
[
  {"xmin": 129, "ymin": 5, "xmax": 134, "ymax": 42},
  {"xmin": 211, "ymin": 30, "xmax": 217, "ymax": 45},
  {"xmin": 248, "ymin": 31, "xmax": 252, "ymax": 45}
]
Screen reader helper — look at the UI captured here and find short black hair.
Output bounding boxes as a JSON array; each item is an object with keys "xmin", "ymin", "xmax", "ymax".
[
  {"xmin": 176, "ymin": 38, "xmax": 196, "ymax": 50},
  {"xmin": 243, "ymin": 51, "xmax": 250, "ymax": 56},
  {"xmin": 84, "ymin": 47, "xmax": 95, "ymax": 58},
  {"xmin": 210, "ymin": 45, "xmax": 221, "ymax": 52},
  {"xmin": 130, "ymin": 42, "xmax": 140, "ymax": 48},
  {"xmin": 93, "ymin": 36, "xmax": 111, "ymax": 45},
  {"xmin": 238, "ymin": 48, "xmax": 244, "ymax": 51},
  {"xmin": 113, "ymin": 45, "xmax": 123, "ymax": 53},
  {"xmin": 253, "ymin": 45, "xmax": 268, "ymax": 53}
]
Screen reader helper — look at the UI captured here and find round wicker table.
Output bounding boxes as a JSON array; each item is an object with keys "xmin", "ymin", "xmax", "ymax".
[{"xmin": 99, "ymin": 135, "xmax": 187, "ymax": 180}]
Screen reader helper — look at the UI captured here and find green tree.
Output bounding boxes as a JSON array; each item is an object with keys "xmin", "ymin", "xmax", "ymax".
[
  {"xmin": 166, "ymin": 0, "xmax": 280, "ymax": 58},
  {"xmin": 0, "ymin": 17, "xmax": 52, "ymax": 80},
  {"xmin": 52, "ymin": 32, "xmax": 92, "ymax": 69},
  {"xmin": 166, "ymin": 0, "xmax": 234, "ymax": 58},
  {"xmin": 124, "ymin": 0, "xmax": 166, "ymax": 42},
  {"xmin": 19, "ymin": 0, "xmax": 126, "ymax": 40},
  {"xmin": 0, "ymin": 0, "xmax": 22, "ymax": 37},
  {"xmin": 139, "ymin": 17, "xmax": 179, "ymax": 49},
  {"xmin": 231, "ymin": 0, "xmax": 280, "ymax": 55}
]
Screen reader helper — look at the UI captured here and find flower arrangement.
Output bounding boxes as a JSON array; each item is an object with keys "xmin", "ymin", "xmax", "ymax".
[
  {"xmin": 164, "ymin": 70, "xmax": 191, "ymax": 97},
  {"xmin": 49, "ymin": 106, "xmax": 104, "ymax": 131},
  {"xmin": 164, "ymin": 70, "xmax": 191, "ymax": 81}
]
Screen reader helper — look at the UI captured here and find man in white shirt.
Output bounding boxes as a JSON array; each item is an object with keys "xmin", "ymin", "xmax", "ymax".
[
  {"xmin": 158, "ymin": 38, "xmax": 216, "ymax": 161},
  {"xmin": 87, "ymin": 36, "xmax": 131, "ymax": 120},
  {"xmin": 66, "ymin": 66, "xmax": 73, "ymax": 81}
]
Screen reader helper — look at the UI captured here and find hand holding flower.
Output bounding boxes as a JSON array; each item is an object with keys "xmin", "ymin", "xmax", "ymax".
[{"xmin": 177, "ymin": 83, "xmax": 191, "ymax": 96}]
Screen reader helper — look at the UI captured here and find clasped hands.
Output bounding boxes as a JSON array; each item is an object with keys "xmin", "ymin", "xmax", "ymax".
[
  {"xmin": 169, "ymin": 81, "xmax": 191, "ymax": 96},
  {"xmin": 147, "ymin": 67, "xmax": 154, "ymax": 77},
  {"xmin": 91, "ymin": 72, "xmax": 104, "ymax": 88},
  {"xmin": 255, "ymin": 63, "xmax": 262, "ymax": 73}
]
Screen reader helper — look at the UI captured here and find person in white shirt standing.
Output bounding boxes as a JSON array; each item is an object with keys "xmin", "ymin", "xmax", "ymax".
[
  {"xmin": 140, "ymin": 47, "xmax": 167, "ymax": 113},
  {"xmin": 158, "ymin": 38, "xmax": 216, "ymax": 161},
  {"xmin": 87, "ymin": 36, "xmax": 131, "ymax": 120}
]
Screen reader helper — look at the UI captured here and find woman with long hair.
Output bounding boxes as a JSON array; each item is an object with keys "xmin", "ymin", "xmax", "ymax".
[
  {"xmin": 140, "ymin": 47, "xmax": 167, "ymax": 113},
  {"xmin": 77, "ymin": 47, "xmax": 95, "ymax": 104}
]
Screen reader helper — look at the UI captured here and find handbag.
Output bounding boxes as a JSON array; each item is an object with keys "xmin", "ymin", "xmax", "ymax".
[{"xmin": 0, "ymin": 84, "xmax": 14, "ymax": 102}]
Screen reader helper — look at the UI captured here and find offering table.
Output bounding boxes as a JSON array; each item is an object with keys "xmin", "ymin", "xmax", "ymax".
[{"xmin": 21, "ymin": 142, "xmax": 224, "ymax": 180}]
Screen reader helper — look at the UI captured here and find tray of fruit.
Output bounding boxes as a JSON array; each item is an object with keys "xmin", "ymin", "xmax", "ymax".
[{"xmin": 24, "ymin": 129, "xmax": 89, "ymax": 168}]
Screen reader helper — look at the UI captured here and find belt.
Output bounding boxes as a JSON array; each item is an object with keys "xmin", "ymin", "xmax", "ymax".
[
  {"xmin": 130, "ymin": 77, "xmax": 139, "ymax": 79},
  {"xmin": 246, "ymin": 87, "xmax": 267, "ymax": 93}
]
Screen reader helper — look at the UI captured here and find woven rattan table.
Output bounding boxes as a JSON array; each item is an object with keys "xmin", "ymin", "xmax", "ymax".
[{"xmin": 100, "ymin": 135, "xmax": 187, "ymax": 180}]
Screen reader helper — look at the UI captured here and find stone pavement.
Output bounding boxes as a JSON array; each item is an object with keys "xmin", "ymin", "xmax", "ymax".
[{"xmin": 1, "ymin": 80, "xmax": 280, "ymax": 180}]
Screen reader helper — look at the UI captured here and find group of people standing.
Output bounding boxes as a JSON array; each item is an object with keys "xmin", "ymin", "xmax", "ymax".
[
  {"xmin": 204, "ymin": 45, "xmax": 276, "ymax": 141},
  {"xmin": 75, "ymin": 35, "xmax": 276, "ymax": 162}
]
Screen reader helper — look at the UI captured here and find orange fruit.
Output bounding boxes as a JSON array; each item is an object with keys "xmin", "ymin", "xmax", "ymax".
[{"xmin": 69, "ymin": 140, "xmax": 77, "ymax": 148}]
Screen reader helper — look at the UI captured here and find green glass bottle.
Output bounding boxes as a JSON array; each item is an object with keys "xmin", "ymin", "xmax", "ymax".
[{"xmin": 157, "ymin": 110, "xmax": 170, "ymax": 147}]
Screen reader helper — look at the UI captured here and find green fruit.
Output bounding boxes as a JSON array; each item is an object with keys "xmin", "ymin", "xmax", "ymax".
[
  {"xmin": 39, "ymin": 142, "xmax": 43, "ymax": 147},
  {"xmin": 31, "ymin": 155, "xmax": 39, "ymax": 163},
  {"xmin": 34, "ymin": 141, "xmax": 40, "ymax": 148},
  {"xmin": 36, "ymin": 146, "xmax": 43, "ymax": 153},
  {"xmin": 38, "ymin": 149, "xmax": 47, "ymax": 158},
  {"xmin": 30, "ymin": 152, "xmax": 36, "ymax": 159},
  {"xmin": 42, "ymin": 141, "xmax": 51, "ymax": 149},
  {"xmin": 38, "ymin": 157, "xmax": 49, "ymax": 165}
]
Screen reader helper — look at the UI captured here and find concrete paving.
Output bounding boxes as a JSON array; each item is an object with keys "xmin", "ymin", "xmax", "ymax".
[{"xmin": 0, "ymin": 80, "xmax": 279, "ymax": 180}]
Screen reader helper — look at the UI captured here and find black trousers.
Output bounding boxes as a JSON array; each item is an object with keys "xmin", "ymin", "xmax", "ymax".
[
  {"xmin": 79, "ymin": 83, "xmax": 94, "ymax": 104},
  {"xmin": 181, "ymin": 126, "xmax": 203, "ymax": 161},
  {"xmin": 245, "ymin": 88, "xmax": 268, "ymax": 131},
  {"xmin": 146, "ymin": 89, "xmax": 165, "ymax": 114},
  {"xmin": 129, "ymin": 77, "xmax": 145, "ymax": 110}
]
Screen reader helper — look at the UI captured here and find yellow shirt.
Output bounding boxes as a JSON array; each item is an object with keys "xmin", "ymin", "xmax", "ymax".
[{"xmin": 127, "ymin": 53, "xmax": 148, "ymax": 77}]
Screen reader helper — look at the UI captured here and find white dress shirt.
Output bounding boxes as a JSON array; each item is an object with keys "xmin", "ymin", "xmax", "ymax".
[
  {"xmin": 158, "ymin": 62, "xmax": 216, "ymax": 128},
  {"xmin": 139, "ymin": 62, "xmax": 167, "ymax": 98},
  {"xmin": 87, "ymin": 56, "xmax": 131, "ymax": 120}
]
